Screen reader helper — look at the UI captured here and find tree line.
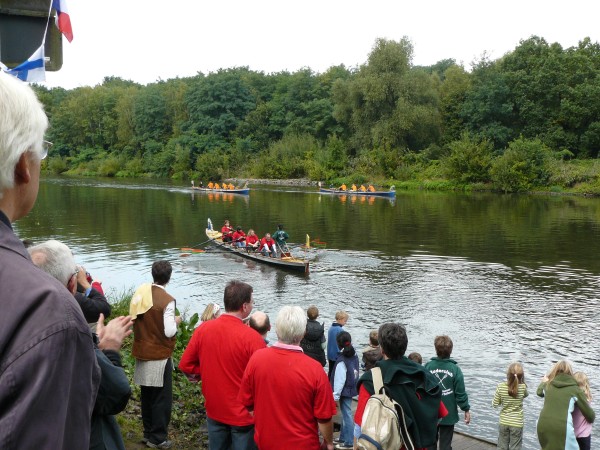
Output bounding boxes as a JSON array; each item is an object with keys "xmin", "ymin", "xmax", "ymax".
[{"xmin": 35, "ymin": 35, "xmax": 600, "ymax": 193}]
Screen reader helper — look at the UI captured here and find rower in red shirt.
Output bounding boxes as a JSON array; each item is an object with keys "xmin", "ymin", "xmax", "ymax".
[
  {"xmin": 221, "ymin": 220, "xmax": 234, "ymax": 243},
  {"xmin": 232, "ymin": 227, "xmax": 247, "ymax": 248},
  {"xmin": 246, "ymin": 229, "xmax": 260, "ymax": 251},
  {"xmin": 259, "ymin": 233, "xmax": 277, "ymax": 257}
]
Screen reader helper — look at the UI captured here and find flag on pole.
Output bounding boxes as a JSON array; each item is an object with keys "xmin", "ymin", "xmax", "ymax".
[
  {"xmin": 7, "ymin": 45, "xmax": 46, "ymax": 83},
  {"xmin": 52, "ymin": 0, "xmax": 73, "ymax": 42}
]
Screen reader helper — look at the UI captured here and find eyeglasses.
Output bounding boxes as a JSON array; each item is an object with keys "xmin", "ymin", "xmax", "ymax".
[
  {"xmin": 71, "ymin": 267, "xmax": 79, "ymax": 278},
  {"xmin": 40, "ymin": 140, "xmax": 53, "ymax": 160}
]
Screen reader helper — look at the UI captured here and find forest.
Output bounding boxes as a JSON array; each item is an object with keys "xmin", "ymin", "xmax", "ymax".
[{"xmin": 35, "ymin": 35, "xmax": 600, "ymax": 193}]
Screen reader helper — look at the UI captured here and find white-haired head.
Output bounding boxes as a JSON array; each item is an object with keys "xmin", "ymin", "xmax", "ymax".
[
  {"xmin": 275, "ymin": 306, "xmax": 307, "ymax": 345},
  {"xmin": 0, "ymin": 72, "xmax": 48, "ymax": 198},
  {"xmin": 28, "ymin": 239, "xmax": 76, "ymax": 287}
]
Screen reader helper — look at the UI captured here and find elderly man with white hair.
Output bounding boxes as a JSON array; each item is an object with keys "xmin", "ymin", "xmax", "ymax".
[
  {"xmin": 238, "ymin": 305, "xmax": 337, "ymax": 450},
  {"xmin": 0, "ymin": 71, "xmax": 99, "ymax": 449},
  {"xmin": 29, "ymin": 239, "xmax": 133, "ymax": 450}
]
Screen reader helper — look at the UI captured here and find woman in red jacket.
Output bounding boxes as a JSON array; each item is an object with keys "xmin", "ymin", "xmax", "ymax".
[{"xmin": 246, "ymin": 229, "xmax": 260, "ymax": 251}]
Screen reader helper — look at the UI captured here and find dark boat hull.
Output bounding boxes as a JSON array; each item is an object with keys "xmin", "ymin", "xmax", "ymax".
[
  {"xmin": 319, "ymin": 188, "xmax": 395, "ymax": 198},
  {"xmin": 205, "ymin": 228, "xmax": 309, "ymax": 274}
]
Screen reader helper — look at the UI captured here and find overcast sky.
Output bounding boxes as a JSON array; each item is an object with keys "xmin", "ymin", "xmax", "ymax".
[{"xmin": 43, "ymin": 0, "xmax": 600, "ymax": 89}]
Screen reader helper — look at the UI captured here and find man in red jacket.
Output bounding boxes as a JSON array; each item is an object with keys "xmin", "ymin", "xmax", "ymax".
[
  {"xmin": 179, "ymin": 281, "xmax": 265, "ymax": 449},
  {"xmin": 259, "ymin": 233, "xmax": 277, "ymax": 257}
]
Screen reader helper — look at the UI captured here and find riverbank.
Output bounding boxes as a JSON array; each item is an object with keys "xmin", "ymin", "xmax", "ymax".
[
  {"xmin": 112, "ymin": 294, "xmax": 498, "ymax": 449},
  {"xmin": 225, "ymin": 177, "xmax": 318, "ymax": 187}
]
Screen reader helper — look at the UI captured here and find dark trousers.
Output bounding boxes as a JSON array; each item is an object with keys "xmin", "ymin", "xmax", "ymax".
[
  {"xmin": 141, "ymin": 359, "xmax": 173, "ymax": 445},
  {"xmin": 577, "ymin": 436, "xmax": 591, "ymax": 450},
  {"xmin": 428, "ymin": 424, "xmax": 454, "ymax": 450},
  {"xmin": 328, "ymin": 359, "xmax": 336, "ymax": 380}
]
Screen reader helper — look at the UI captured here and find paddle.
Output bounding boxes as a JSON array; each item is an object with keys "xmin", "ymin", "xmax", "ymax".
[{"xmin": 179, "ymin": 237, "xmax": 214, "ymax": 256}]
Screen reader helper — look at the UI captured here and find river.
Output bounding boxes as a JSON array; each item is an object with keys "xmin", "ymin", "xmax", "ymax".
[{"xmin": 14, "ymin": 176, "xmax": 600, "ymax": 448}]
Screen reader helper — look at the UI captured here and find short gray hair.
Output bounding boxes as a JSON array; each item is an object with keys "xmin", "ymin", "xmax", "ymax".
[
  {"xmin": 0, "ymin": 72, "xmax": 48, "ymax": 197},
  {"xmin": 28, "ymin": 239, "xmax": 76, "ymax": 286},
  {"xmin": 275, "ymin": 306, "xmax": 307, "ymax": 345}
]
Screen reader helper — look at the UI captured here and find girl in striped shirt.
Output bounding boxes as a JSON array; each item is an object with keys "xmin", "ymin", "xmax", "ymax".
[{"xmin": 493, "ymin": 362, "xmax": 528, "ymax": 450}]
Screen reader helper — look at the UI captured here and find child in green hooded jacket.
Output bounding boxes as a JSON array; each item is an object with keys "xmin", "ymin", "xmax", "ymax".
[{"xmin": 425, "ymin": 335, "xmax": 471, "ymax": 450}]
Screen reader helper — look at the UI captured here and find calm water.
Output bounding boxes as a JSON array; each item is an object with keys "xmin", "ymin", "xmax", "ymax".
[{"xmin": 14, "ymin": 176, "xmax": 600, "ymax": 448}]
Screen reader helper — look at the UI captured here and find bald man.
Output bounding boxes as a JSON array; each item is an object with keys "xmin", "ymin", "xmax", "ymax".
[{"xmin": 248, "ymin": 311, "xmax": 271, "ymax": 344}]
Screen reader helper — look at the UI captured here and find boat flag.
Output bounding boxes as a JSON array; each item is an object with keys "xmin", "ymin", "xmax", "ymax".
[
  {"xmin": 6, "ymin": 45, "xmax": 46, "ymax": 83},
  {"xmin": 52, "ymin": 0, "xmax": 73, "ymax": 42}
]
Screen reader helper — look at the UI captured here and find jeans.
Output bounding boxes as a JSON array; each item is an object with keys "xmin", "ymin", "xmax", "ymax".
[
  {"xmin": 206, "ymin": 417, "xmax": 257, "ymax": 450},
  {"xmin": 497, "ymin": 424, "xmax": 523, "ymax": 450},
  {"xmin": 339, "ymin": 396, "xmax": 354, "ymax": 446}
]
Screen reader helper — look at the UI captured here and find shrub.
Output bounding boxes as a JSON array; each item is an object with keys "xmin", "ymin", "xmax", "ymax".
[
  {"xmin": 444, "ymin": 133, "xmax": 493, "ymax": 183},
  {"xmin": 490, "ymin": 137, "xmax": 552, "ymax": 192}
]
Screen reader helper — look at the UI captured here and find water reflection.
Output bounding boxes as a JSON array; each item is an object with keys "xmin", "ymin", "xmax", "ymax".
[
  {"xmin": 13, "ymin": 177, "xmax": 600, "ymax": 448},
  {"xmin": 190, "ymin": 190, "xmax": 250, "ymax": 205}
]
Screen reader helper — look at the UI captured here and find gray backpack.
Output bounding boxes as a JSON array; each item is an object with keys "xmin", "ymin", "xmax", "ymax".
[{"xmin": 357, "ymin": 367, "xmax": 415, "ymax": 450}]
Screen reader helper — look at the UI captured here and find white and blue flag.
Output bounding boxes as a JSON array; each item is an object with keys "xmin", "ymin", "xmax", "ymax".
[{"xmin": 6, "ymin": 45, "xmax": 46, "ymax": 83}]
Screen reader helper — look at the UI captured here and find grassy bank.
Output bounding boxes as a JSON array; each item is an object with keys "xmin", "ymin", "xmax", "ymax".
[{"xmin": 110, "ymin": 292, "xmax": 208, "ymax": 449}]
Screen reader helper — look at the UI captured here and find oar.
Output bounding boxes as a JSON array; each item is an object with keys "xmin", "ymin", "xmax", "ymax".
[{"xmin": 179, "ymin": 237, "xmax": 214, "ymax": 256}]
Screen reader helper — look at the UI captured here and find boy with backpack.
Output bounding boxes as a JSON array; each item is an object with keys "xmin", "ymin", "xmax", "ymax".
[{"xmin": 354, "ymin": 323, "xmax": 445, "ymax": 450}]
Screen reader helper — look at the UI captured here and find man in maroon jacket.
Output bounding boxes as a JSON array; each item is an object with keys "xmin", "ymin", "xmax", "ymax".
[{"xmin": 0, "ymin": 71, "xmax": 100, "ymax": 449}]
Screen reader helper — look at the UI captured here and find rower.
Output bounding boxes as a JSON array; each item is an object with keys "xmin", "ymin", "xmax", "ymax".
[
  {"xmin": 259, "ymin": 233, "xmax": 277, "ymax": 258},
  {"xmin": 221, "ymin": 220, "xmax": 234, "ymax": 243},
  {"xmin": 246, "ymin": 229, "xmax": 260, "ymax": 251},
  {"xmin": 232, "ymin": 227, "xmax": 247, "ymax": 248},
  {"xmin": 368, "ymin": 185, "xmax": 376, "ymax": 192}
]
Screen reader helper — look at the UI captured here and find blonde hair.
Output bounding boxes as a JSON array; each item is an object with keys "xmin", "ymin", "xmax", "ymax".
[
  {"xmin": 201, "ymin": 303, "xmax": 221, "ymax": 321},
  {"xmin": 335, "ymin": 310, "xmax": 349, "ymax": 322},
  {"xmin": 574, "ymin": 372, "xmax": 592, "ymax": 401},
  {"xmin": 546, "ymin": 360, "xmax": 573, "ymax": 383},
  {"xmin": 506, "ymin": 362, "xmax": 525, "ymax": 398}
]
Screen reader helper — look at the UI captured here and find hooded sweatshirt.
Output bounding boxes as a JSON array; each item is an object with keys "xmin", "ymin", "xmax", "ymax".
[
  {"xmin": 425, "ymin": 357, "xmax": 470, "ymax": 425},
  {"xmin": 358, "ymin": 358, "xmax": 443, "ymax": 448},
  {"xmin": 536, "ymin": 373, "xmax": 595, "ymax": 450},
  {"xmin": 300, "ymin": 319, "xmax": 326, "ymax": 366}
]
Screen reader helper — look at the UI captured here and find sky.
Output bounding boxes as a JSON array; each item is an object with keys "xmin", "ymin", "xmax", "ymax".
[{"xmin": 40, "ymin": 0, "xmax": 600, "ymax": 89}]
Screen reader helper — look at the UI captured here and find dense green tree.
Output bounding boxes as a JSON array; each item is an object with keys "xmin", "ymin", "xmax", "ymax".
[
  {"xmin": 332, "ymin": 38, "xmax": 440, "ymax": 154},
  {"xmin": 184, "ymin": 69, "xmax": 256, "ymax": 147},
  {"xmin": 461, "ymin": 56, "xmax": 515, "ymax": 149}
]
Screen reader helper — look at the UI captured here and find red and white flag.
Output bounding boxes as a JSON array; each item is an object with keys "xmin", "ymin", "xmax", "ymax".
[{"xmin": 52, "ymin": 0, "xmax": 73, "ymax": 42}]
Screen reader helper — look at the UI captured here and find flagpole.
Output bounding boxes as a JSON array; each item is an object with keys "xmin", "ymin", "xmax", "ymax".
[{"xmin": 43, "ymin": 0, "xmax": 53, "ymax": 45}]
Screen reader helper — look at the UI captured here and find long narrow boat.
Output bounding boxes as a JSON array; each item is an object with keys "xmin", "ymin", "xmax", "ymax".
[
  {"xmin": 192, "ymin": 186, "xmax": 250, "ymax": 195},
  {"xmin": 205, "ymin": 219, "xmax": 309, "ymax": 274},
  {"xmin": 319, "ymin": 187, "xmax": 396, "ymax": 198}
]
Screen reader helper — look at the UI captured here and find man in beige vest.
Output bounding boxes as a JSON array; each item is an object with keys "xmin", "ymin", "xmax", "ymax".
[{"xmin": 131, "ymin": 260, "xmax": 181, "ymax": 449}]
